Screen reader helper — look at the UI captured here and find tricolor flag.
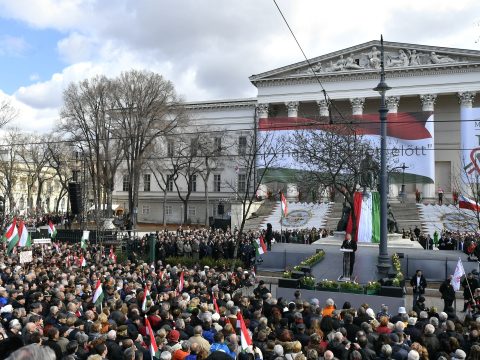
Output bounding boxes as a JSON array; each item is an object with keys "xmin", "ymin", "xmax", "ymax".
[
  {"xmin": 3, "ymin": 219, "xmax": 19, "ymax": 255},
  {"xmin": 451, "ymin": 257, "xmax": 466, "ymax": 291},
  {"xmin": 178, "ymin": 271, "xmax": 184, "ymax": 293},
  {"xmin": 141, "ymin": 285, "xmax": 151, "ymax": 312},
  {"xmin": 459, "ymin": 195, "xmax": 480, "ymax": 212},
  {"xmin": 237, "ymin": 310, "xmax": 252, "ymax": 350},
  {"xmin": 48, "ymin": 221, "xmax": 57, "ymax": 239},
  {"xmin": 92, "ymin": 280, "xmax": 104, "ymax": 305},
  {"xmin": 109, "ymin": 246, "xmax": 117, "ymax": 263},
  {"xmin": 81, "ymin": 230, "xmax": 89, "ymax": 249},
  {"xmin": 17, "ymin": 220, "xmax": 32, "ymax": 248},
  {"xmin": 346, "ymin": 191, "xmax": 380, "ymax": 243},
  {"xmin": 280, "ymin": 193, "xmax": 288, "ymax": 217},
  {"xmin": 254, "ymin": 236, "xmax": 267, "ymax": 256},
  {"xmin": 145, "ymin": 315, "xmax": 159, "ymax": 360},
  {"xmin": 212, "ymin": 292, "xmax": 220, "ymax": 314},
  {"xmin": 53, "ymin": 242, "xmax": 60, "ymax": 254},
  {"xmin": 78, "ymin": 255, "xmax": 86, "ymax": 267}
]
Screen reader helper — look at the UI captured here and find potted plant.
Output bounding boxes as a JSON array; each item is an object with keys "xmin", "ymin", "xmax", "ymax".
[
  {"xmin": 300, "ymin": 276, "xmax": 316, "ymax": 290},
  {"xmin": 365, "ymin": 281, "xmax": 381, "ymax": 295},
  {"xmin": 283, "ymin": 270, "xmax": 292, "ymax": 279},
  {"xmin": 316, "ymin": 279, "xmax": 339, "ymax": 292},
  {"xmin": 339, "ymin": 281, "xmax": 364, "ymax": 294}
]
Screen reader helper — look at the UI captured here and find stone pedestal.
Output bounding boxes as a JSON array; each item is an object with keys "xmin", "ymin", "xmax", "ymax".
[{"xmin": 286, "ymin": 183, "xmax": 299, "ymax": 201}]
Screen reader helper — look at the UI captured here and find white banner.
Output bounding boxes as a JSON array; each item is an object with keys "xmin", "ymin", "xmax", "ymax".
[
  {"xmin": 19, "ymin": 251, "xmax": 33, "ymax": 264},
  {"xmin": 461, "ymin": 107, "xmax": 480, "ymax": 181},
  {"xmin": 34, "ymin": 238, "xmax": 51, "ymax": 245}
]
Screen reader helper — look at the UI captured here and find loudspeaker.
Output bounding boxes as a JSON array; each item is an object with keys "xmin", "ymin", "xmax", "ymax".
[
  {"xmin": 68, "ymin": 182, "xmax": 82, "ymax": 214},
  {"xmin": 218, "ymin": 204, "xmax": 224, "ymax": 215}
]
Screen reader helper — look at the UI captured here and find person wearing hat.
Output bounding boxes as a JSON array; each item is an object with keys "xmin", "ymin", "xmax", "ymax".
[
  {"xmin": 439, "ymin": 275, "xmax": 456, "ymax": 312},
  {"xmin": 168, "ymin": 329, "xmax": 182, "ymax": 352},
  {"xmin": 452, "ymin": 349, "xmax": 466, "ymax": 360}
]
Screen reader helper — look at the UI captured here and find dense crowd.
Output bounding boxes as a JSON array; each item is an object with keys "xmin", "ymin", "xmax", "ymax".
[{"xmin": 0, "ymin": 227, "xmax": 478, "ymax": 360}]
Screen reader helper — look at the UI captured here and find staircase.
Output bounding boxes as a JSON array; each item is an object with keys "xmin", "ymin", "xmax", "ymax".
[
  {"xmin": 243, "ymin": 200, "xmax": 278, "ymax": 231},
  {"xmin": 325, "ymin": 202, "xmax": 343, "ymax": 231}
]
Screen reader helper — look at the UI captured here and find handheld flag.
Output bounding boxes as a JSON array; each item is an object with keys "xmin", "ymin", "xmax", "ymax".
[
  {"xmin": 78, "ymin": 255, "xmax": 86, "ymax": 267},
  {"xmin": 237, "ymin": 310, "xmax": 252, "ymax": 350},
  {"xmin": 81, "ymin": 230, "xmax": 89, "ymax": 249},
  {"xmin": 451, "ymin": 257, "xmax": 466, "ymax": 291},
  {"xmin": 281, "ymin": 193, "xmax": 288, "ymax": 217},
  {"xmin": 18, "ymin": 220, "xmax": 32, "ymax": 248},
  {"xmin": 92, "ymin": 280, "xmax": 104, "ymax": 305},
  {"xmin": 212, "ymin": 292, "xmax": 220, "ymax": 314},
  {"xmin": 109, "ymin": 246, "xmax": 117, "ymax": 263},
  {"xmin": 254, "ymin": 236, "xmax": 267, "ymax": 256},
  {"xmin": 48, "ymin": 221, "xmax": 57, "ymax": 239},
  {"xmin": 142, "ymin": 285, "xmax": 151, "ymax": 312},
  {"xmin": 145, "ymin": 316, "xmax": 159, "ymax": 359},
  {"xmin": 178, "ymin": 271, "xmax": 184, "ymax": 293},
  {"xmin": 4, "ymin": 219, "xmax": 19, "ymax": 255}
]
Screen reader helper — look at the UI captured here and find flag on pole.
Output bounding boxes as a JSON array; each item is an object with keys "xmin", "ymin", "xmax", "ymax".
[
  {"xmin": 109, "ymin": 246, "xmax": 117, "ymax": 263},
  {"xmin": 48, "ymin": 221, "xmax": 57, "ymax": 239},
  {"xmin": 145, "ymin": 315, "xmax": 159, "ymax": 360},
  {"xmin": 81, "ymin": 231, "xmax": 89, "ymax": 249},
  {"xmin": 92, "ymin": 280, "xmax": 104, "ymax": 305},
  {"xmin": 4, "ymin": 219, "xmax": 19, "ymax": 255},
  {"xmin": 254, "ymin": 236, "xmax": 267, "ymax": 256},
  {"xmin": 237, "ymin": 310, "xmax": 252, "ymax": 350},
  {"xmin": 459, "ymin": 195, "xmax": 480, "ymax": 212},
  {"xmin": 17, "ymin": 220, "xmax": 32, "ymax": 248},
  {"xmin": 451, "ymin": 257, "xmax": 466, "ymax": 291},
  {"xmin": 280, "ymin": 193, "xmax": 288, "ymax": 217},
  {"xmin": 178, "ymin": 271, "xmax": 184, "ymax": 293},
  {"xmin": 142, "ymin": 285, "xmax": 151, "ymax": 312}
]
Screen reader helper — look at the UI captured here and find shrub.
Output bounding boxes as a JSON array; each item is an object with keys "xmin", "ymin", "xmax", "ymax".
[{"xmin": 164, "ymin": 256, "xmax": 244, "ymax": 269}]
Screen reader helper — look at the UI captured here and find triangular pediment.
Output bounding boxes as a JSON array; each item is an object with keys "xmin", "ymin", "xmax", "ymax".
[{"xmin": 249, "ymin": 40, "xmax": 480, "ymax": 83}]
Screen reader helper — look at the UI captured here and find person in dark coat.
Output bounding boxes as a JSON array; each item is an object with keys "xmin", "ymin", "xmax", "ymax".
[
  {"xmin": 462, "ymin": 272, "xmax": 479, "ymax": 312},
  {"xmin": 341, "ymin": 233, "xmax": 357, "ymax": 276},
  {"xmin": 410, "ymin": 270, "xmax": 427, "ymax": 308},
  {"xmin": 265, "ymin": 223, "xmax": 273, "ymax": 251},
  {"xmin": 439, "ymin": 275, "xmax": 456, "ymax": 312}
]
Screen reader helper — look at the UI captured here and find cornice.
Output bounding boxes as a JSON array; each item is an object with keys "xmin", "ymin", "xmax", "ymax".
[
  {"xmin": 185, "ymin": 100, "xmax": 257, "ymax": 111},
  {"xmin": 253, "ymin": 62, "xmax": 480, "ymax": 88}
]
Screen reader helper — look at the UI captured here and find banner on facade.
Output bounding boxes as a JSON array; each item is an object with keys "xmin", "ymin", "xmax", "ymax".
[
  {"xmin": 19, "ymin": 250, "xmax": 33, "ymax": 264},
  {"xmin": 461, "ymin": 107, "xmax": 480, "ymax": 181},
  {"xmin": 34, "ymin": 238, "xmax": 52, "ymax": 245},
  {"xmin": 258, "ymin": 112, "xmax": 435, "ymax": 183}
]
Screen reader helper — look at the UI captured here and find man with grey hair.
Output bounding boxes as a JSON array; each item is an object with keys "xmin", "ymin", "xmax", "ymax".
[
  {"xmin": 6, "ymin": 344, "xmax": 56, "ymax": 360},
  {"xmin": 160, "ymin": 351, "xmax": 172, "ymax": 360},
  {"xmin": 422, "ymin": 324, "xmax": 440, "ymax": 358},
  {"xmin": 123, "ymin": 346, "xmax": 136, "ymax": 360},
  {"xmin": 106, "ymin": 330, "xmax": 123, "ymax": 360},
  {"xmin": 188, "ymin": 326, "xmax": 210, "ymax": 353}
]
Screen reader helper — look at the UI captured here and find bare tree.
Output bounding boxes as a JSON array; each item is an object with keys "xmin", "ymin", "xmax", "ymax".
[
  {"xmin": 46, "ymin": 140, "xmax": 72, "ymax": 212},
  {"xmin": 0, "ymin": 99, "xmax": 18, "ymax": 129},
  {"xmin": 0, "ymin": 128, "xmax": 20, "ymax": 213},
  {"xmin": 112, "ymin": 70, "xmax": 187, "ymax": 227}
]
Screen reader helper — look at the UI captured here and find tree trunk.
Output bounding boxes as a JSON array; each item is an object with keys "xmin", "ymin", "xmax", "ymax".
[
  {"xmin": 204, "ymin": 173, "xmax": 210, "ymax": 226},
  {"xmin": 162, "ymin": 190, "xmax": 167, "ymax": 227}
]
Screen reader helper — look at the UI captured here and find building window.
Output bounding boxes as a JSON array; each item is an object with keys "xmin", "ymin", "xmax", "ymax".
[
  {"xmin": 142, "ymin": 205, "xmax": 150, "ymax": 215},
  {"xmin": 165, "ymin": 205, "xmax": 172, "ymax": 215},
  {"xmin": 213, "ymin": 174, "xmax": 221, "ymax": 192},
  {"xmin": 238, "ymin": 136, "xmax": 247, "ymax": 155},
  {"xmin": 238, "ymin": 174, "xmax": 247, "ymax": 193},
  {"xmin": 122, "ymin": 176, "xmax": 129, "ymax": 192},
  {"xmin": 189, "ymin": 175, "xmax": 197, "ymax": 192},
  {"xmin": 143, "ymin": 174, "xmax": 151, "ymax": 192},
  {"xmin": 214, "ymin": 137, "xmax": 222, "ymax": 154},
  {"xmin": 188, "ymin": 205, "xmax": 196, "ymax": 217},
  {"xmin": 191, "ymin": 138, "xmax": 198, "ymax": 156},
  {"xmin": 167, "ymin": 139, "xmax": 174, "ymax": 157},
  {"xmin": 167, "ymin": 175, "xmax": 174, "ymax": 192}
]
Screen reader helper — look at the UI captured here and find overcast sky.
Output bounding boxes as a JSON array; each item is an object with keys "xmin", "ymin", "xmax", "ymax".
[{"xmin": 0, "ymin": 0, "xmax": 479, "ymax": 132}]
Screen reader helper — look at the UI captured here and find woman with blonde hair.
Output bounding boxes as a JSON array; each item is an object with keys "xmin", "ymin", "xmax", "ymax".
[{"xmin": 410, "ymin": 342, "xmax": 429, "ymax": 360}]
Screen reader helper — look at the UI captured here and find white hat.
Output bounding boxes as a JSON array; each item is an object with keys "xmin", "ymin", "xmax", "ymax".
[
  {"xmin": 453, "ymin": 349, "xmax": 466, "ymax": 360},
  {"xmin": 9, "ymin": 319, "xmax": 20, "ymax": 328},
  {"xmin": 0, "ymin": 305, "xmax": 13, "ymax": 314},
  {"xmin": 398, "ymin": 306, "xmax": 406, "ymax": 314}
]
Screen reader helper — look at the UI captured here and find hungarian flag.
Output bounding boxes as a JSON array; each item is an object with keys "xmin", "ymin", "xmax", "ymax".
[
  {"xmin": 48, "ymin": 221, "xmax": 57, "ymax": 238},
  {"xmin": 92, "ymin": 280, "xmax": 104, "ymax": 305},
  {"xmin": 212, "ymin": 292, "xmax": 220, "ymax": 314},
  {"xmin": 459, "ymin": 195, "xmax": 480, "ymax": 212},
  {"xmin": 78, "ymin": 255, "xmax": 86, "ymax": 267},
  {"xmin": 178, "ymin": 271, "xmax": 184, "ymax": 293},
  {"xmin": 237, "ymin": 310, "xmax": 252, "ymax": 350},
  {"xmin": 17, "ymin": 220, "xmax": 32, "ymax": 248},
  {"xmin": 254, "ymin": 236, "xmax": 267, "ymax": 256},
  {"xmin": 81, "ymin": 230, "xmax": 89, "ymax": 249},
  {"xmin": 53, "ymin": 242, "xmax": 61, "ymax": 254},
  {"xmin": 346, "ymin": 191, "xmax": 380, "ymax": 243},
  {"xmin": 280, "ymin": 193, "xmax": 288, "ymax": 217},
  {"xmin": 141, "ymin": 285, "xmax": 151, "ymax": 312},
  {"xmin": 451, "ymin": 257, "xmax": 466, "ymax": 291},
  {"xmin": 145, "ymin": 315, "xmax": 159, "ymax": 359},
  {"xmin": 4, "ymin": 219, "xmax": 19, "ymax": 255},
  {"xmin": 109, "ymin": 246, "xmax": 117, "ymax": 263}
]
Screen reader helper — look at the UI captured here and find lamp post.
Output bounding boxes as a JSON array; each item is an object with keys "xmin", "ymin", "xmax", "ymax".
[{"xmin": 373, "ymin": 35, "xmax": 392, "ymax": 276}]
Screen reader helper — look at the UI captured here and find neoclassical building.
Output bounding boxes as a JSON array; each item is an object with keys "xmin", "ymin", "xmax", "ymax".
[{"xmin": 114, "ymin": 40, "xmax": 480, "ymax": 224}]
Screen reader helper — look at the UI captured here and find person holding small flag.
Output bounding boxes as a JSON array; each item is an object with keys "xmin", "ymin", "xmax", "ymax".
[{"xmin": 462, "ymin": 272, "xmax": 479, "ymax": 312}]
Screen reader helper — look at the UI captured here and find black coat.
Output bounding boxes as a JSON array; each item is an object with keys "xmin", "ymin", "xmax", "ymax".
[
  {"xmin": 439, "ymin": 279, "xmax": 455, "ymax": 301},
  {"xmin": 410, "ymin": 275, "xmax": 427, "ymax": 294}
]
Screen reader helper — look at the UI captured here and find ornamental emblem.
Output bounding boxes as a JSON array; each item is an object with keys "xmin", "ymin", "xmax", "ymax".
[{"xmin": 280, "ymin": 210, "xmax": 312, "ymax": 228}]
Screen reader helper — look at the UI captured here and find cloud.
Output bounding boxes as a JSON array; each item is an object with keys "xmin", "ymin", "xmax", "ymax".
[{"xmin": 0, "ymin": 35, "xmax": 29, "ymax": 56}]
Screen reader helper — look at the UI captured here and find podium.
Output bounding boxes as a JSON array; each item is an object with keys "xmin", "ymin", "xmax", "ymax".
[{"xmin": 338, "ymin": 248, "xmax": 353, "ymax": 281}]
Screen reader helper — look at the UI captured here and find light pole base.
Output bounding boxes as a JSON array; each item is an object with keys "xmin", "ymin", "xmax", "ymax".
[{"xmin": 377, "ymin": 255, "xmax": 391, "ymax": 277}]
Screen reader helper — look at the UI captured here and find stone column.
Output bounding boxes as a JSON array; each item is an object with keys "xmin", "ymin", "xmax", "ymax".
[
  {"xmin": 420, "ymin": 94, "xmax": 437, "ymax": 199},
  {"xmin": 386, "ymin": 96, "xmax": 400, "ymax": 113},
  {"xmin": 256, "ymin": 103, "xmax": 269, "ymax": 118},
  {"xmin": 458, "ymin": 92, "xmax": 476, "ymax": 197},
  {"xmin": 285, "ymin": 101, "xmax": 299, "ymax": 117},
  {"xmin": 458, "ymin": 91, "xmax": 476, "ymax": 109},
  {"xmin": 317, "ymin": 99, "xmax": 329, "ymax": 117},
  {"xmin": 286, "ymin": 183, "xmax": 299, "ymax": 202},
  {"xmin": 350, "ymin": 98, "xmax": 365, "ymax": 115}
]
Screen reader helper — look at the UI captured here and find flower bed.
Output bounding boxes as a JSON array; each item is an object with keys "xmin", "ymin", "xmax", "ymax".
[{"xmin": 283, "ymin": 249, "xmax": 326, "ymax": 278}]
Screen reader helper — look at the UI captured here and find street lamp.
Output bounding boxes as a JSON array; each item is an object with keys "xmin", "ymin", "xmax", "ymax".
[{"xmin": 373, "ymin": 35, "xmax": 392, "ymax": 277}]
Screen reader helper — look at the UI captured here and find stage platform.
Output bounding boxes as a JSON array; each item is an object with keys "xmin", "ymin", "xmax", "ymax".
[
  {"xmin": 258, "ymin": 242, "xmax": 478, "ymax": 283},
  {"xmin": 312, "ymin": 232, "xmax": 423, "ymax": 249}
]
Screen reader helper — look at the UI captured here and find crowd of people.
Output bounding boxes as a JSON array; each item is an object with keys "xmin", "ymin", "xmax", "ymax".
[{"xmin": 0, "ymin": 226, "xmax": 478, "ymax": 360}]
